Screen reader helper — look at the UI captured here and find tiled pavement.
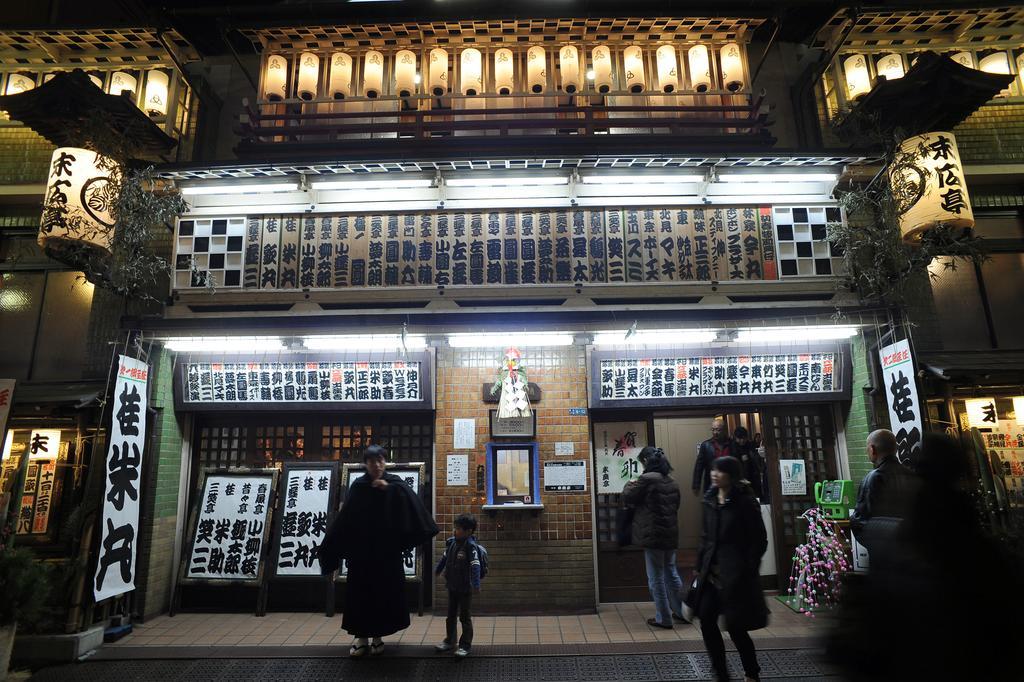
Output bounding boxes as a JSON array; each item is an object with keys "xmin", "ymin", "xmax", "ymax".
[{"xmin": 104, "ymin": 599, "xmax": 818, "ymax": 651}]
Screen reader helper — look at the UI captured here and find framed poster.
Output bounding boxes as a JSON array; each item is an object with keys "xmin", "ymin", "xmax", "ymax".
[
  {"xmin": 270, "ymin": 462, "xmax": 339, "ymax": 579},
  {"xmin": 338, "ymin": 462, "xmax": 426, "ymax": 581},
  {"xmin": 593, "ymin": 421, "xmax": 647, "ymax": 494},
  {"xmin": 179, "ymin": 468, "xmax": 278, "ymax": 585},
  {"xmin": 780, "ymin": 460, "xmax": 807, "ymax": 496}
]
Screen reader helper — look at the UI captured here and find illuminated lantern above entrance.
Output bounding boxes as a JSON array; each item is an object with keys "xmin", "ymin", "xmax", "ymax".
[
  {"xmin": 461, "ymin": 48, "xmax": 482, "ymax": 96},
  {"xmin": 363, "ymin": 50, "xmax": 384, "ymax": 98},
  {"xmin": 950, "ymin": 52, "xmax": 974, "ymax": 69},
  {"xmin": 39, "ymin": 147, "xmax": 119, "ymax": 258},
  {"xmin": 623, "ymin": 45, "xmax": 646, "ymax": 93},
  {"xmin": 429, "ymin": 48, "xmax": 448, "ymax": 96},
  {"xmin": 655, "ymin": 45, "xmax": 677, "ymax": 93},
  {"xmin": 263, "ymin": 54, "xmax": 287, "ymax": 101},
  {"xmin": 527, "ymin": 46, "xmax": 547, "ymax": 93},
  {"xmin": 107, "ymin": 71, "xmax": 137, "ymax": 98},
  {"xmin": 843, "ymin": 54, "xmax": 871, "ymax": 100},
  {"xmin": 494, "ymin": 48, "xmax": 514, "ymax": 95},
  {"xmin": 592, "ymin": 46, "xmax": 613, "ymax": 93},
  {"xmin": 144, "ymin": 70, "xmax": 169, "ymax": 116},
  {"xmin": 687, "ymin": 45, "xmax": 711, "ymax": 92},
  {"xmin": 297, "ymin": 52, "xmax": 320, "ymax": 100},
  {"xmin": 876, "ymin": 53, "xmax": 905, "ymax": 81},
  {"xmin": 559, "ymin": 45, "xmax": 582, "ymax": 94},
  {"xmin": 329, "ymin": 52, "xmax": 353, "ymax": 99},
  {"xmin": 4, "ymin": 74, "xmax": 35, "ymax": 95},
  {"xmin": 395, "ymin": 49, "xmax": 417, "ymax": 97},
  {"xmin": 889, "ymin": 131, "xmax": 974, "ymax": 242},
  {"xmin": 720, "ymin": 43, "xmax": 745, "ymax": 91}
]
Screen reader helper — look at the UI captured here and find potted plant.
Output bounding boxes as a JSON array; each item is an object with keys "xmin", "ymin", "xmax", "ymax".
[{"xmin": 0, "ymin": 543, "xmax": 51, "ymax": 676}]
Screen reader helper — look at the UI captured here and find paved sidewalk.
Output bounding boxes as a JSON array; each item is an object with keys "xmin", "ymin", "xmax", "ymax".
[{"xmin": 106, "ymin": 599, "xmax": 817, "ymax": 650}]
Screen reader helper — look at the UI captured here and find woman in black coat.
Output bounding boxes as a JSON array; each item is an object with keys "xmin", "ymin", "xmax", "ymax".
[{"xmin": 696, "ymin": 455, "xmax": 769, "ymax": 682}]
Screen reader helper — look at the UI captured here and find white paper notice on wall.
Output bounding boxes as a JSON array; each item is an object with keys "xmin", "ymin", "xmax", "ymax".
[
  {"xmin": 543, "ymin": 460, "xmax": 587, "ymax": 492},
  {"xmin": 447, "ymin": 454, "xmax": 469, "ymax": 486},
  {"xmin": 454, "ymin": 419, "xmax": 476, "ymax": 449},
  {"xmin": 555, "ymin": 441, "xmax": 575, "ymax": 457},
  {"xmin": 780, "ymin": 459, "xmax": 807, "ymax": 496}
]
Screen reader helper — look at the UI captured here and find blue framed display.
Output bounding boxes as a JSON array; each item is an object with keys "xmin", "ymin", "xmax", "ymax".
[{"xmin": 484, "ymin": 442, "xmax": 541, "ymax": 509}]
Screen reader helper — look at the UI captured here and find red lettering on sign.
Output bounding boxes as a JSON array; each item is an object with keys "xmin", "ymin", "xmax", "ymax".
[{"xmin": 0, "ymin": 389, "xmax": 9, "ymax": 407}]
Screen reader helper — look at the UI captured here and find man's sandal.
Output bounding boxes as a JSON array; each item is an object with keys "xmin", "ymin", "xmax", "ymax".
[
  {"xmin": 349, "ymin": 643, "xmax": 369, "ymax": 657},
  {"xmin": 370, "ymin": 641, "xmax": 385, "ymax": 656}
]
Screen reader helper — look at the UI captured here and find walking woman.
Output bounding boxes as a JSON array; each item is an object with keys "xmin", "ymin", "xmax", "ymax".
[
  {"xmin": 622, "ymin": 446, "xmax": 687, "ymax": 629},
  {"xmin": 696, "ymin": 455, "xmax": 768, "ymax": 682}
]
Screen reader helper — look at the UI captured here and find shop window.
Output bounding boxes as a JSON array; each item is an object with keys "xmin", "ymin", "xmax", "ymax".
[
  {"xmin": 197, "ymin": 425, "xmax": 247, "ymax": 468},
  {"xmin": 321, "ymin": 423, "xmax": 373, "ymax": 460},
  {"xmin": 1, "ymin": 427, "xmax": 71, "ymax": 542},
  {"xmin": 773, "ymin": 206, "xmax": 846, "ymax": 277},
  {"xmin": 254, "ymin": 425, "xmax": 305, "ymax": 463},
  {"xmin": 484, "ymin": 442, "xmax": 540, "ymax": 506}
]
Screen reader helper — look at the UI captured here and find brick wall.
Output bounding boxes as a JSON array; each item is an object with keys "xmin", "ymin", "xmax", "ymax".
[
  {"xmin": 134, "ymin": 348, "xmax": 185, "ymax": 620},
  {"xmin": 0, "ymin": 120, "xmax": 53, "ymax": 185},
  {"xmin": 844, "ymin": 334, "xmax": 875, "ymax": 486},
  {"xmin": 433, "ymin": 345, "xmax": 596, "ymax": 614}
]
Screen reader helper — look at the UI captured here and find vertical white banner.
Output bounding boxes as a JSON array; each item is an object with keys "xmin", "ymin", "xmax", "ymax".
[
  {"xmin": 879, "ymin": 339, "xmax": 923, "ymax": 463},
  {"xmin": 0, "ymin": 379, "xmax": 14, "ymax": 445},
  {"xmin": 94, "ymin": 356, "xmax": 149, "ymax": 602}
]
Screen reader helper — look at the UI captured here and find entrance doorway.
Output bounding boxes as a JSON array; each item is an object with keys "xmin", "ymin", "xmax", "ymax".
[{"xmin": 653, "ymin": 417, "xmax": 710, "ymax": 563}]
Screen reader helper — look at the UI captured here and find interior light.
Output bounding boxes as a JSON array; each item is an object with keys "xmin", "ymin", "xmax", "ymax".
[
  {"xmin": 447, "ymin": 332, "xmax": 574, "ymax": 348},
  {"xmin": 734, "ymin": 326, "xmax": 858, "ymax": 343},
  {"xmin": 163, "ymin": 337, "xmax": 285, "ymax": 353},
  {"xmin": 445, "ymin": 176, "xmax": 569, "ymax": 187},
  {"xmin": 592, "ymin": 330, "xmax": 717, "ymax": 346},
  {"xmin": 586, "ymin": 69, "xmax": 596, "ymax": 81},
  {"xmin": 582, "ymin": 174, "xmax": 704, "ymax": 184},
  {"xmin": 311, "ymin": 178, "xmax": 433, "ymax": 190},
  {"xmin": 304, "ymin": 334, "xmax": 427, "ymax": 351},
  {"xmin": 574, "ymin": 196, "xmax": 701, "ymax": 207},
  {"xmin": 717, "ymin": 173, "xmax": 838, "ymax": 183},
  {"xmin": 180, "ymin": 183, "xmax": 299, "ymax": 195}
]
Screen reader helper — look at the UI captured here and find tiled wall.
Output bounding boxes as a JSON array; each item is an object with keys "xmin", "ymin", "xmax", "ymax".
[
  {"xmin": 0, "ymin": 121, "xmax": 53, "ymax": 185},
  {"xmin": 433, "ymin": 345, "xmax": 596, "ymax": 613}
]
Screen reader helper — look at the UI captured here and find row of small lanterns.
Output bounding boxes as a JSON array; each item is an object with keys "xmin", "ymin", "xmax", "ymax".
[
  {"xmin": 1, "ymin": 69, "xmax": 171, "ymax": 116},
  {"xmin": 262, "ymin": 43, "xmax": 748, "ymax": 102},
  {"xmin": 843, "ymin": 49, "xmax": 1024, "ymax": 100}
]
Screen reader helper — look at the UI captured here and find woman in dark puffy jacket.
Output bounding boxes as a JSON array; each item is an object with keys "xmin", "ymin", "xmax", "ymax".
[
  {"xmin": 622, "ymin": 446, "xmax": 686, "ymax": 629},
  {"xmin": 696, "ymin": 455, "xmax": 768, "ymax": 682}
]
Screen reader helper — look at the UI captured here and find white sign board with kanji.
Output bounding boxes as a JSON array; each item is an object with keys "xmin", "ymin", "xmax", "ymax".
[
  {"xmin": 879, "ymin": 340, "xmax": 922, "ymax": 463},
  {"xmin": 272, "ymin": 465, "xmax": 335, "ymax": 577}
]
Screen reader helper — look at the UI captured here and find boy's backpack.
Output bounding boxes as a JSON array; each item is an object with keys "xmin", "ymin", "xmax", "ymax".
[{"xmin": 472, "ymin": 538, "xmax": 489, "ymax": 580}]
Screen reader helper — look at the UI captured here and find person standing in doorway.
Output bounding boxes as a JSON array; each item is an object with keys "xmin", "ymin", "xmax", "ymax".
[
  {"xmin": 693, "ymin": 418, "xmax": 734, "ymax": 495},
  {"xmin": 732, "ymin": 427, "xmax": 766, "ymax": 501},
  {"xmin": 319, "ymin": 445, "xmax": 439, "ymax": 657},
  {"xmin": 696, "ymin": 455, "xmax": 768, "ymax": 682},
  {"xmin": 622, "ymin": 446, "xmax": 687, "ymax": 629}
]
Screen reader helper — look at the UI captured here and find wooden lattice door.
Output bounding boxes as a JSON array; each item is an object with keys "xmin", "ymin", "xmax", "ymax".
[{"xmin": 762, "ymin": 406, "xmax": 838, "ymax": 582}]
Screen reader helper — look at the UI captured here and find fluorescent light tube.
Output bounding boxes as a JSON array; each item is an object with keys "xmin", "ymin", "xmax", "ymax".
[
  {"xmin": 574, "ymin": 196, "xmax": 702, "ymax": 207},
  {"xmin": 310, "ymin": 178, "xmax": 433, "ymax": 190},
  {"xmin": 304, "ymin": 334, "xmax": 427, "ymax": 351},
  {"xmin": 593, "ymin": 330, "xmax": 717, "ymax": 346},
  {"xmin": 444, "ymin": 197, "xmax": 570, "ymax": 210},
  {"xmin": 447, "ymin": 332, "xmax": 574, "ymax": 348},
  {"xmin": 445, "ymin": 176, "xmax": 569, "ymax": 187},
  {"xmin": 582, "ymin": 174, "xmax": 704, "ymax": 184},
  {"xmin": 716, "ymin": 173, "xmax": 838, "ymax": 183},
  {"xmin": 164, "ymin": 337, "xmax": 285, "ymax": 352},
  {"xmin": 180, "ymin": 183, "xmax": 299, "ymax": 195},
  {"xmin": 734, "ymin": 326, "xmax": 857, "ymax": 343}
]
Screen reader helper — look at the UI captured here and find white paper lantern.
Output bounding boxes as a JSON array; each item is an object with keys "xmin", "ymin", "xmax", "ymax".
[
  {"xmin": 429, "ymin": 48, "xmax": 449, "ymax": 96},
  {"xmin": 88, "ymin": 74, "xmax": 103, "ymax": 89},
  {"xmin": 328, "ymin": 52, "xmax": 353, "ymax": 99},
  {"xmin": 889, "ymin": 131, "xmax": 974, "ymax": 242},
  {"xmin": 296, "ymin": 52, "xmax": 320, "ymax": 101},
  {"xmin": 965, "ymin": 398, "xmax": 999, "ymax": 428},
  {"xmin": 494, "ymin": 48, "xmax": 514, "ymax": 95},
  {"xmin": 43, "ymin": 73, "xmax": 57, "ymax": 83},
  {"xmin": 559, "ymin": 45, "xmax": 582, "ymax": 94},
  {"xmin": 623, "ymin": 45, "xmax": 646, "ymax": 93},
  {"xmin": 4, "ymin": 74, "xmax": 35, "ymax": 95},
  {"xmin": 107, "ymin": 71, "xmax": 138, "ymax": 98},
  {"xmin": 460, "ymin": 48, "xmax": 482, "ymax": 96},
  {"xmin": 843, "ymin": 54, "xmax": 871, "ymax": 100},
  {"xmin": 527, "ymin": 45, "xmax": 547, "ymax": 94},
  {"xmin": 144, "ymin": 70, "xmax": 169, "ymax": 116},
  {"xmin": 363, "ymin": 50, "xmax": 384, "ymax": 98},
  {"xmin": 395, "ymin": 49, "xmax": 417, "ymax": 97},
  {"xmin": 950, "ymin": 52, "xmax": 974, "ymax": 69},
  {"xmin": 654, "ymin": 45, "xmax": 678, "ymax": 93},
  {"xmin": 592, "ymin": 46, "xmax": 613, "ymax": 93},
  {"xmin": 979, "ymin": 51, "xmax": 1011, "ymax": 74},
  {"xmin": 687, "ymin": 44, "xmax": 712, "ymax": 92},
  {"xmin": 263, "ymin": 54, "xmax": 288, "ymax": 101},
  {"xmin": 720, "ymin": 43, "xmax": 746, "ymax": 92},
  {"xmin": 39, "ymin": 147, "xmax": 119, "ymax": 255},
  {"xmin": 876, "ymin": 53, "xmax": 905, "ymax": 81}
]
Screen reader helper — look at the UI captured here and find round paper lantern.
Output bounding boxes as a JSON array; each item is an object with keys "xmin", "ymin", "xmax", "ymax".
[
  {"xmin": 296, "ymin": 52, "xmax": 320, "ymax": 100},
  {"xmin": 39, "ymin": 147, "xmax": 119, "ymax": 257},
  {"xmin": 592, "ymin": 45, "xmax": 613, "ymax": 93},
  {"xmin": 527, "ymin": 45, "xmax": 547, "ymax": 93},
  {"xmin": 429, "ymin": 48, "xmax": 449, "ymax": 96},
  {"xmin": 559, "ymin": 45, "xmax": 582, "ymax": 94},
  {"xmin": 889, "ymin": 131, "xmax": 974, "ymax": 242},
  {"xmin": 4, "ymin": 74, "xmax": 35, "ymax": 95},
  {"xmin": 950, "ymin": 52, "xmax": 974, "ymax": 69},
  {"xmin": 144, "ymin": 70, "xmax": 169, "ymax": 116},
  {"xmin": 876, "ymin": 53, "xmax": 905, "ymax": 81},
  {"xmin": 623, "ymin": 45, "xmax": 646, "ymax": 93},
  {"xmin": 395, "ymin": 49, "xmax": 417, "ymax": 97},
  {"xmin": 687, "ymin": 44, "xmax": 712, "ymax": 92},
  {"xmin": 720, "ymin": 43, "xmax": 745, "ymax": 92},
  {"xmin": 494, "ymin": 48, "xmax": 514, "ymax": 95},
  {"xmin": 328, "ymin": 52, "xmax": 353, "ymax": 99},
  {"xmin": 843, "ymin": 54, "xmax": 870, "ymax": 100},
  {"xmin": 107, "ymin": 71, "xmax": 138, "ymax": 98},
  {"xmin": 655, "ymin": 45, "xmax": 678, "ymax": 93},
  {"xmin": 263, "ymin": 54, "xmax": 288, "ymax": 101},
  {"xmin": 363, "ymin": 50, "xmax": 384, "ymax": 98},
  {"xmin": 460, "ymin": 48, "xmax": 482, "ymax": 96}
]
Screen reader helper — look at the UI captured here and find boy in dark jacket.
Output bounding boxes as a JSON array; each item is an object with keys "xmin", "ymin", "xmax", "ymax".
[{"xmin": 434, "ymin": 513, "xmax": 481, "ymax": 658}]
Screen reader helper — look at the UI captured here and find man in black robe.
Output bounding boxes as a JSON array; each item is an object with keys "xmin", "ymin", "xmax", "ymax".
[{"xmin": 320, "ymin": 445, "xmax": 439, "ymax": 656}]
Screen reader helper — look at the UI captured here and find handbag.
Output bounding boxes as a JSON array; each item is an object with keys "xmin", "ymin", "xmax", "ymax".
[
  {"xmin": 615, "ymin": 505, "xmax": 635, "ymax": 547},
  {"xmin": 680, "ymin": 574, "xmax": 701, "ymax": 622}
]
